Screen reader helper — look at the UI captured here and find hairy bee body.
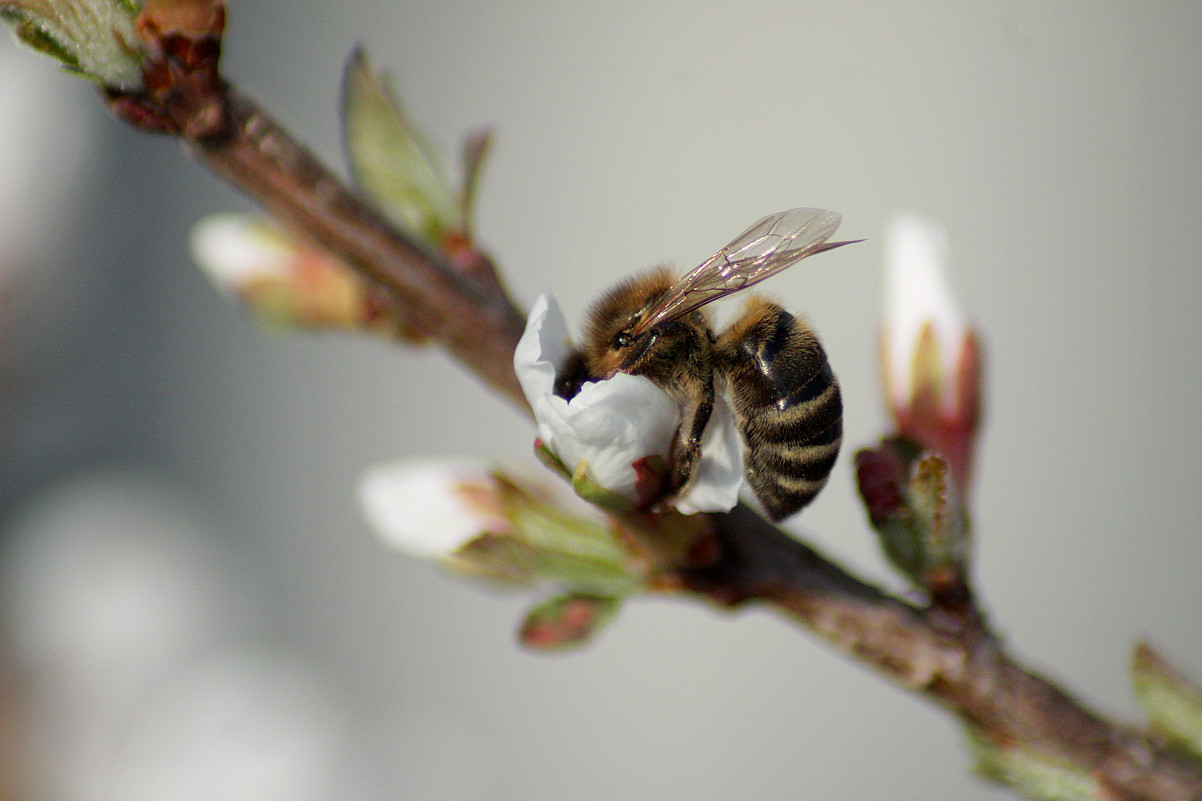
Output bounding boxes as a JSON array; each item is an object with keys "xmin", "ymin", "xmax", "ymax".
[{"xmin": 554, "ymin": 208, "xmax": 853, "ymax": 521}]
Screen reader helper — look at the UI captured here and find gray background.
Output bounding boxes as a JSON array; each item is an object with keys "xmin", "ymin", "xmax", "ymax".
[{"xmin": 1, "ymin": 2, "xmax": 1200, "ymax": 799}]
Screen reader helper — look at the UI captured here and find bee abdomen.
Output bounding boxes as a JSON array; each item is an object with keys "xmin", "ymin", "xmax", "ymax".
[
  {"xmin": 740, "ymin": 387, "xmax": 842, "ymax": 520},
  {"xmin": 719, "ymin": 298, "xmax": 842, "ymax": 522}
]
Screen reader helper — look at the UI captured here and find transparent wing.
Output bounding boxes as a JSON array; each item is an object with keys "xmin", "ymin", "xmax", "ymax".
[{"xmin": 631, "ymin": 208, "xmax": 846, "ymax": 335}]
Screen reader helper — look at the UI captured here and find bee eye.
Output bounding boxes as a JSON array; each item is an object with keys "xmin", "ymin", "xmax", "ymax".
[{"xmin": 614, "ymin": 332, "xmax": 633, "ymax": 348}]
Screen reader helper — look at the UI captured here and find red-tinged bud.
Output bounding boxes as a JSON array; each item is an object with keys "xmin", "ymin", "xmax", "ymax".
[
  {"xmin": 853, "ymin": 438, "xmax": 913, "ymax": 533},
  {"xmin": 882, "ymin": 213, "xmax": 984, "ymax": 494},
  {"xmin": 519, "ymin": 593, "xmax": 620, "ymax": 652},
  {"xmin": 855, "ymin": 438, "xmax": 971, "ymax": 607}
]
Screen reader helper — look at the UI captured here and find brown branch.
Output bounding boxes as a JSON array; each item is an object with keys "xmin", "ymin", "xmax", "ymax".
[
  {"xmin": 108, "ymin": 24, "xmax": 528, "ymax": 410},
  {"xmin": 102, "ymin": 23, "xmax": 1202, "ymax": 801},
  {"xmin": 196, "ymin": 89, "xmax": 529, "ymax": 409},
  {"xmin": 684, "ymin": 506, "xmax": 1202, "ymax": 801}
]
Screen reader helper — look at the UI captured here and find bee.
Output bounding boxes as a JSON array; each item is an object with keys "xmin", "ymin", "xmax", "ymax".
[{"xmin": 554, "ymin": 208, "xmax": 857, "ymax": 521}]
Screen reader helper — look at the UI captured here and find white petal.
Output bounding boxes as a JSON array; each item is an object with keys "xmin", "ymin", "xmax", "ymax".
[
  {"xmin": 357, "ymin": 460, "xmax": 508, "ymax": 559},
  {"xmin": 513, "ymin": 293, "xmax": 573, "ymax": 401},
  {"xmin": 883, "ymin": 213, "xmax": 968, "ymax": 395},
  {"xmin": 543, "ymin": 373, "xmax": 678, "ymax": 499}
]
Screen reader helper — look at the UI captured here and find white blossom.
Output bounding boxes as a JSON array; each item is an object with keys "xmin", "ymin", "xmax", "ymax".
[{"xmin": 514, "ymin": 293, "xmax": 742, "ymax": 514}]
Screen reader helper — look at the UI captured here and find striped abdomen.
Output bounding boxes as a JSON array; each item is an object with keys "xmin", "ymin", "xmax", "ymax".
[{"xmin": 717, "ymin": 298, "xmax": 842, "ymax": 521}]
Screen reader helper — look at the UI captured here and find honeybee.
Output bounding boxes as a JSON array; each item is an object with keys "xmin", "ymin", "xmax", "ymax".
[{"xmin": 554, "ymin": 208, "xmax": 857, "ymax": 521}]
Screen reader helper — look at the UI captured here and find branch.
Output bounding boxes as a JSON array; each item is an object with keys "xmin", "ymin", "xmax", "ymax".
[
  {"xmin": 107, "ymin": 21, "xmax": 528, "ymax": 409},
  {"xmin": 686, "ymin": 506, "xmax": 1202, "ymax": 801},
  {"xmin": 97, "ymin": 15, "xmax": 1202, "ymax": 801}
]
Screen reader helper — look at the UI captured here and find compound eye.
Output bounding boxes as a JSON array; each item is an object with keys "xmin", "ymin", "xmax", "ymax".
[{"xmin": 614, "ymin": 332, "xmax": 633, "ymax": 348}]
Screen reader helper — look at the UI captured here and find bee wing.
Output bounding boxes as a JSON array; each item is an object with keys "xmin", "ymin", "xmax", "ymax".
[{"xmin": 631, "ymin": 208, "xmax": 846, "ymax": 335}]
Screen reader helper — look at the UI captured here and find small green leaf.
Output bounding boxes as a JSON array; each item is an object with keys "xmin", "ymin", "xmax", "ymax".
[
  {"xmin": 0, "ymin": 0, "xmax": 144, "ymax": 89},
  {"xmin": 966, "ymin": 727, "xmax": 1100, "ymax": 801},
  {"xmin": 519, "ymin": 592, "xmax": 621, "ymax": 652},
  {"xmin": 340, "ymin": 46, "xmax": 463, "ymax": 244},
  {"xmin": 1132, "ymin": 641, "xmax": 1202, "ymax": 756}
]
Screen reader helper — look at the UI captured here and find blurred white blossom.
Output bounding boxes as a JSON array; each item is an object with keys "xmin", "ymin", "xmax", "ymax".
[
  {"xmin": 190, "ymin": 213, "xmax": 297, "ymax": 291},
  {"xmin": 358, "ymin": 459, "xmax": 512, "ymax": 560},
  {"xmin": 190, "ymin": 212, "xmax": 400, "ymax": 332},
  {"xmin": 0, "ymin": 470, "xmax": 357, "ymax": 801}
]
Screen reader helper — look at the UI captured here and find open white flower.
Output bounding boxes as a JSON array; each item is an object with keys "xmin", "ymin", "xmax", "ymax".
[{"xmin": 514, "ymin": 293, "xmax": 743, "ymax": 514}]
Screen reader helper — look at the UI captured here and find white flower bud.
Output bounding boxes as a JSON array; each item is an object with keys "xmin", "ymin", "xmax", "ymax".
[
  {"xmin": 189, "ymin": 213, "xmax": 295, "ymax": 293},
  {"xmin": 883, "ymin": 213, "xmax": 969, "ymax": 411},
  {"xmin": 357, "ymin": 459, "xmax": 510, "ymax": 560}
]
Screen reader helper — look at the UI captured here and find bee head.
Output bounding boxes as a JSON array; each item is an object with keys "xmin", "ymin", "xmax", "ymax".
[{"xmin": 583, "ymin": 267, "xmax": 676, "ymax": 378}]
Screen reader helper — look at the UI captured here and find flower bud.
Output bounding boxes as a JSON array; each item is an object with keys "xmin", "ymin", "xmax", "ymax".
[
  {"xmin": 358, "ymin": 459, "xmax": 645, "ymax": 596},
  {"xmin": 190, "ymin": 213, "xmax": 415, "ymax": 337},
  {"xmin": 855, "ymin": 437, "xmax": 970, "ymax": 601},
  {"xmin": 882, "ymin": 213, "xmax": 983, "ymax": 492},
  {"xmin": 518, "ymin": 592, "xmax": 620, "ymax": 652}
]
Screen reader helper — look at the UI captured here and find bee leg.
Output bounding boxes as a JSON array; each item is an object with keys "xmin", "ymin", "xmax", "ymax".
[{"xmin": 669, "ymin": 377, "xmax": 714, "ymax": 497}]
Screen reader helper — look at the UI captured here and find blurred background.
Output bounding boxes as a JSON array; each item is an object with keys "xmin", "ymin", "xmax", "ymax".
[{"xmin": 1, "ymin": 2, "xmax": 1200, "ymax": 799}]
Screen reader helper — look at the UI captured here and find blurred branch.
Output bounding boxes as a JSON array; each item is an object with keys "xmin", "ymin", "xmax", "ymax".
[
  {"xmin": 105, "ymin": 9, "xmax": 528, "ymax": 409},
  {"xmin": 81, "ymin": 8, "xmax": 1202, "ymax": 801}
]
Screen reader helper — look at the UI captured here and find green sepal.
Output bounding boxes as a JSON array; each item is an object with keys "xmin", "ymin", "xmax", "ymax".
[
  {"xmin": 1132, "ymin": 641, "xmax": 1202, "ymax": 756},
  {"xmin": 570, "ymin": 460, "xmax": 635, "ymax": 516},
  {"xmin": 966, "ymin": 727, "xmax": 1099, "ymax": 801},
  {"xmin": 909, "ymin": 453, "xmax": 970, "ymax": 578},
  {"xmin": 451, "ymin": 471, "xmax": 644, "ymax": 598},
  {"xmin": 519, "ymin": 592, "xmax": 622, "ymax": 652},
  {"xmin": 533, "ymin": 438, "xmax": 572, "ymax": 480}
]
